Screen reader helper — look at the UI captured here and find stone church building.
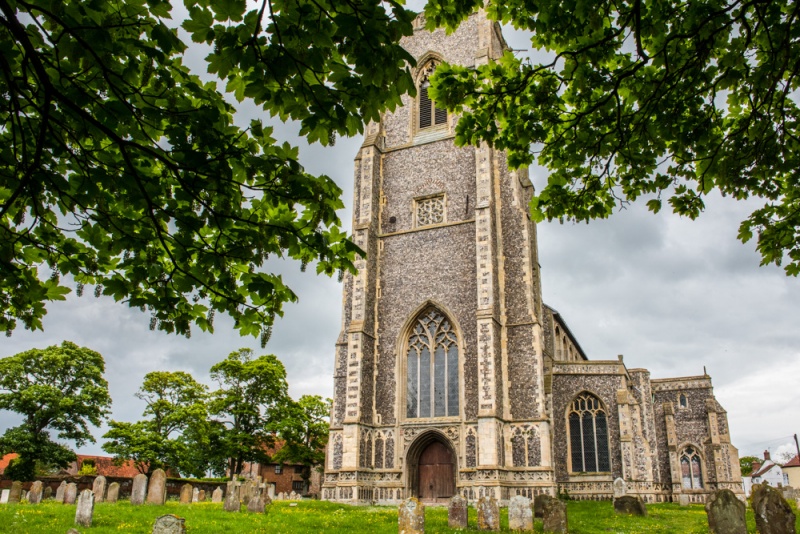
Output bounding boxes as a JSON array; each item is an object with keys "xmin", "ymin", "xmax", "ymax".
[{"xmin": 323, "ymin": 11, "xmax": 743, "ymax": 504}]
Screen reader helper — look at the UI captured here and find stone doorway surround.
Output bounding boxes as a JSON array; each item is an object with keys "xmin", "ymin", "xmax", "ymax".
[{"xmin": 406, "ymin": 430, "xmax": 457, "ymax": 503}]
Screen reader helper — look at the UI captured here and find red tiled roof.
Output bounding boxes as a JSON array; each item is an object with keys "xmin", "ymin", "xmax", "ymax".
[
  {"xmin": 76, "ymin": 455, "xmax": 142, "ymax": 478},
  {"xmin": 783, "ymin": 454, "xmax": 800, "ymax": 468},
  {"xmin": 0, "ymin": 453, "xmax": 19, "ymax": 474}
]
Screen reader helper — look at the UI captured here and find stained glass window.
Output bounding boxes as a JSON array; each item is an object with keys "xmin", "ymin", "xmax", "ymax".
[
  {"xmin": 568, "ymin": 393, "xmax": 611, "ymax": 472},
  {"xmin": 680, "ymin": 447, "xmax": 703, "ymax": 489},
  {"xmin": 406, "ymin": 308, "xmax": 459, "ymax": 418}
]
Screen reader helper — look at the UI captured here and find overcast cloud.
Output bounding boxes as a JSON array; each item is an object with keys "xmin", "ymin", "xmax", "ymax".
[{"xmin": 2, "ymin": 7, "xmax": 798, "ymax": 464}]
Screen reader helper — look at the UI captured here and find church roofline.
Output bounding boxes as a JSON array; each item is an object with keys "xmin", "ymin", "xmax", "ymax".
[{"xmin": 544, "ymin": 303, "xmax": 589, "ymax": 361}]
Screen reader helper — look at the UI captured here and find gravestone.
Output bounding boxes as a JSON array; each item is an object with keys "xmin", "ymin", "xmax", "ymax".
[
  {"xmin": 224, "ymin": 484, "xmax": 240, "ymax": 512},
  {"xmin": 534, "ymin": 494, "xmax": 556, "ymax": 518},
  {"xmin": 477, "ymin": 496, "xmax": 500, "ymax": 531},
  {"xmin": 8, "ymin": 481, "xmax": 22, "ymax": 503},
  {"xmin": 64, "ymin": 483, "xmax": 78, "ymax": 504},
  {"xmin": 705, "ymin": 489, "xmax": 747, "ymax": 534},
  {"xmin": 212, "ymin": 487, "xmax": 223, "ymax": 503},
  {"xmin": 153, "ymin": 514, "xmax": 187, "ymax": 534},
  {"xmin": 198, "ymin": 489, "xmax": 205, "ymax": 502},
  {"xmin": 28, "ymin": 481, "xmax": 43, "ymax": 504},
  {"xmin": 0, "ymin": 489, "xmax": 9, "ymax": 504},
  {"xmin": 131, "ymin": 473, "xmax": 148, "ymax": 505},
  {"xmin": 398, "ymin": 498, "xmax": 425, "ymax": 534},
  {"xmin": 179, "ymin": 483, "xmax": 192, "ymax": 504},
  {"xmin": 55, "ymin": 481, "xmax": 67, "ymax": 503},
  {"xmin": 75, "ymin": 489, "xmax": 95, "ymax": 527},
  {"xmin": 66, "ymin": 530, "xmax": 80, "ymax": 534},
  {"xmin": 240, "ymin": 480, "xmax": 253, "ymax": 504},
  {"xmin": 192, "ymin": 488, "xmax": 200, "ymax": 503},
  {"xmin": 448, "ymin": 494, "xmax": 468, "ymax": 529},
  {"xmin": 614, "ymin": 495, "xmax": 647, "ymax": 516},
  {"xmin": 679, "ymin": 494, "xmax": 690, "ymax": 506},
  {"xmin": 107, "ymin": 482, "xmax": 120, "ymax": 503},
  {"xmin": 508, "ymin": 495, "xmax": 533, "ymax": 531},
  {"xmin": 613, "ymin": 478, "xmax": 627, "ymax": 499},
  {"xmin": 267, "ymin": 485, "xmax": 275, "ymax": 499},
  {"xmin": 247, "ymin": 494, "xmax": 268, "ymax": 513},
  {"xmin": 93, "ymin": 475, "xmax": 107, "ymax": 502},
  {"xmin": 542, "ymin": 499, "xmax": 568, "ymax": 534},
  {"xmin": 290, "ymin": 491, "xmax": 299, "ymax": 500},
  {"xmin": 751, "ymin": 484, "xmax": 796, "ymax": 534},
  {"xmin": 277, "ymin": 492, "xmax": 285, "ymax": 501},
  {"xmin": 146, "ymin": 469, "xmax": 168, "ymax": 505},
  {"xmin": 43, "ymin": 485, "xmax": 52, "ymax": 500}
]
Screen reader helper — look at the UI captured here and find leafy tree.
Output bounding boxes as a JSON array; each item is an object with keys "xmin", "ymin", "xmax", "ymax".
[
  {"xmin": 102, "ymin": 371, "xmax": 209, "ymax": 477},
  {"xmin": 208, "ymin": 348, "xmax": 290, "ymax": 476},
  {"xmin": 428, "ymin": 0, "xmax": 800, "ymax": 274},
  {"xmin": 740, "ymin": 455, "xmax": 761, "ymax": 476},
  {"xmin": 273, "ymin": 395, "xmax": 330, "ymax": 493},
  {"xmin": 1, "ymin": 0, "xmax": 417, "ymax": 338},
  {"xmin": 0, "ymin": 341, "xmax": 111, "ymax": 480}
]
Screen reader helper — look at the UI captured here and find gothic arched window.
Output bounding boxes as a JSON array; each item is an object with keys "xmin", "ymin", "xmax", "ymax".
[
  {"xmin": 406, "ymin": 308, "xmax": 459, "ymax": 418},
  {"xmin": 680, "ymin": 446, "xmax": 703, "ymax": 489},
  {"xmin": 568, "ymin": 392, "xmax": 610, "ymax": 472},
  {"xmin": 417, "ymin": 61, "xmax": 447, "ymax": 130}
]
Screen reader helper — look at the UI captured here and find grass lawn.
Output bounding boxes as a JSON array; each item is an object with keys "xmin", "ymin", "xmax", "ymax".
[{"xmin": 0, "ymin": 498, "xmax": 794, "ymax": 533}]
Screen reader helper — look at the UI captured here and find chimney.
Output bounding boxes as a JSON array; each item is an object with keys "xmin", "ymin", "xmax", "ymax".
[
  {"xmin": 752, "ymin": 460, "xmax": 762, "ymax": 474},
  {"xmin": 764, "ymin": 450, "xmax": 771, "ymax": 462}
]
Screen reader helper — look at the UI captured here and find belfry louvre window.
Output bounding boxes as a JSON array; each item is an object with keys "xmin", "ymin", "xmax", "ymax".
[
  {"xmin": 406, "ymin": 308, "xmax": 459, "ymax": 418},
  {"xmin": 680, "ymin": 447, "xmax": 703, "ymax": 489},
  {"xmin": 418, "ymin": 81, "xmax": 447, "ymax": 129},
  {"xmin": 568, "ymin": 393, "xmax": 610, "ymax": 472}
]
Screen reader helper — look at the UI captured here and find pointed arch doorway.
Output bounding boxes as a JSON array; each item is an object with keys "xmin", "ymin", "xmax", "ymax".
[{"xmin": 409, "ymin": 438, "xmax": 456, "ymax": 503}]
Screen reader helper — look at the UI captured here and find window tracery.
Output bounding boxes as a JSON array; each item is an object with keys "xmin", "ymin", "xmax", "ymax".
[
  {"xmin": 680, "ymin": 446, "xmax": 703, "ymax": 489},
  {"xmin": 415, "ymin": 195, "xmax": 445, "ymax": 226},
  {"xmin": 406, "ymin": 308, "xmax": 459, "ymax": 418},
  {"xmin": 568, "ymin": 392, "xmax": 610, "ymax": 472},
  {"xmin": 418, "ymin": 60, "xmax": 447, "ymax": 130}
]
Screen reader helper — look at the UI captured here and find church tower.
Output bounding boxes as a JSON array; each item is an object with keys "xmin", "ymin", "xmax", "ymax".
[{"xmin": 323, "ymin": 12, "xmax": 556, "ymax": 503}]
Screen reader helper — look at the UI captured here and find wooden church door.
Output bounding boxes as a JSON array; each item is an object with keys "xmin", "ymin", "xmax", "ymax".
[{"xmin": 418, "ymin": 441, "xmax": 455, "ymax": 502}]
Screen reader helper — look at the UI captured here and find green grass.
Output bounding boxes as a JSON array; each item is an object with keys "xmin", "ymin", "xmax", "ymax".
[{"xmin": 0, "ymin": 499, "xmax": 795, "ymax": 533}]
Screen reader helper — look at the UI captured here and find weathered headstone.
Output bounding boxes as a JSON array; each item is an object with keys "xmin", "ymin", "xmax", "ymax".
[
  {"xmin": 508, "ymin": 495, "xmax": 533, "ymax": 531},
  {"xmin": 28, "ymin": 481, "xmax": 43, "ymax": 504},
  {"xmin": 131, "ymin": 473, "xmax": 148, "ymax": 505},
  {"xmin": 613, "ymin": 478, "xmax": 627, "ymax": 499},
  {"xmin": 679, "ymin": 494, "xmax": 690, "ymax": 506},
  {"xmin": 534, "ymin": 494, "xmax": 556, "ymax": 518},
  {"xmin": 197, "ymin": 489, "xmax": 205, "ymax": 502},
  {"xmin": 66, "ymin": 529, "xmax": 80, "ymax": 534},
  {"xmin": 477, "ymin": 496, "xmax": 500, "ymax": 531},
  {"xmin": 55, "ymin": 481, "xmax": 67, "ymax": 503},
  {"xmin": 93, "ymin": 475, "xmax": 107, "ymax": 502},
  {"xmin": 448, "ymin": 494, "xmax": 468, "ymax": 529},
  {"xmin": 64, "ymin": 483, "xmax": 78, "ymax": 504},
  {"xmin": 267, "ymin": 485, "xmax": 275, "ymax": 499},
  {"xmin": 224, "ymin": 484, "xmax": 240, "ymax": 512},
  {"xmin": 107, "ymin": 482, "xmax": 120, "ymax": 503},
  {"xmin": 247, "ymin": 494, "xmax": 268, "ymax": 513},
  {"xmin": 8, "ymin": 481, "xmax": 22, "ymax": 503},
  {"xmin": 179, "ymin": 483, "xmax": 193, "ymax": 504},
  {"xmin": 75, "ymin": 489, "xmax": 95, "ymax": 527},
  {"xmin": 705, "ymin": 489, "xmax": 747, "ymax": 534},
  {"xmin": 240, "ymin": 480, "xmax": 253, "ymax": 504},
  {"xmin": 146, "ymin": 469, "xmax": 168, "ymax": 505},
  {"xmin": 398, "ymin": 497, "xmax": 425, "ymax": 534},
  {"xmin": 614, "ymin": 495, "xmax": 647, "ymax": 516},
  {"xmin": 277, "ymin": 492, "xmax": 285, "ymax": 501},
  {"xmin": 542, "ymin": 498, "xmax": 568, "ymax": 534},
  {"xmin": 44, "ymin": 485, "xmax": 53, "ymax": 500},
  {"xmin": 152, "ymin": 514, "xmax": 187, "ymax": 534},
  {"xmin": 751, "ymin": 484, "xmax": 796, "ymax": 534},
  {"xmin": 212, "ymin": 487, "xmax": 223, "ymax": 503},
  {"xmin": 290, "ymin": 490, "xmax": 299, "ymax": 500},
  {"xmin": 0, "ymin": 489, "xmax": 9, "ymax": 504}
]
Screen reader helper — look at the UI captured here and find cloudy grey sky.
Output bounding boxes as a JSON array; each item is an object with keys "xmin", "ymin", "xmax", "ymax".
[{"xmin": 2, "ymin": 5, "xmax": 799, "ymax": 465}]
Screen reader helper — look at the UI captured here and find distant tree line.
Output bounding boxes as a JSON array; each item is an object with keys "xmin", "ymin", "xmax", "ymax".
[{"xmin": 0, "ymin": 342, "xmax": 328, "ymax": 485}]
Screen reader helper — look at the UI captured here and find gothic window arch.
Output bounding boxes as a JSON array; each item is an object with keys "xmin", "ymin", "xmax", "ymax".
[
  {"xmin": 406, "ymin": 307, "xmax": 459, "ymax": 418},
  {"xmin": 568, "ymin": 392, "xmax": 610, "ymax": 472},
  {"xmin": 679, "ymin": 393, "xmax": 688, "ymax": 408},
  {"xmin": 417, "ymin": 60, "xmax": 447, "ymax": 130},
  {"xmin": 680, "ymin": 446, "xmax": 703, "ymax": 489}
]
